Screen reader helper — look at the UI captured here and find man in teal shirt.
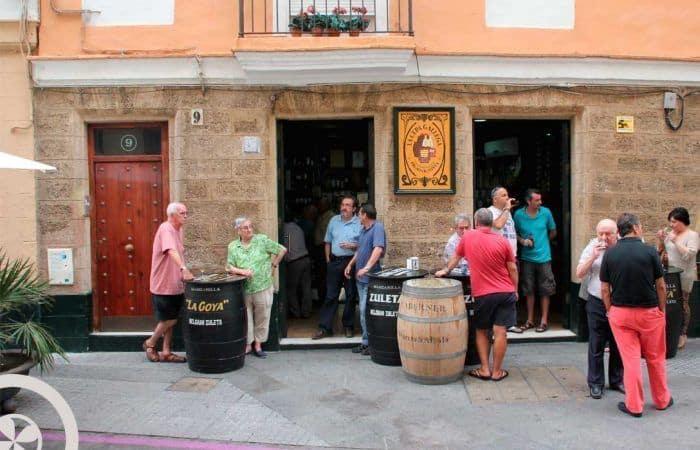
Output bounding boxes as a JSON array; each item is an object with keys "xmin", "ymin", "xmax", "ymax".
[{"xmin": 513, "ymin": 189, "xmax": 557, "ymax": 333}]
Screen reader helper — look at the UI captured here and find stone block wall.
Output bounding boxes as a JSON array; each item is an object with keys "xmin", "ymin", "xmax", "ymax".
[{"xmin": 33, "ymin": 84, "xmax": 699, "ymax": 297}]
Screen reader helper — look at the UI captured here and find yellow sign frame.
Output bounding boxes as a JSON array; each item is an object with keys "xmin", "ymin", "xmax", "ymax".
[{"xmin": 394, "ymin": 107, "xmax": 455, "ymax": 194}]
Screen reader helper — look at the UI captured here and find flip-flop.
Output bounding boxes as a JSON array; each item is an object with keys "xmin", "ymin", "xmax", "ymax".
[
  {"xmin": 535, "ymin": 324, "xmax": 548, "ymax": 333},
  {"xmin": 159, "ymin": 353, "xmax": 187, "ymax": 363},
  {"xmin": 142, "ymin": 340, "xmax": 159, "ymax": 363},
  {"xmin": 467, "ymin": 368, "xmax": 491, "ymax": 381},
  {"xmin": 492, "ymin": 369, "xmax": 509, "ymax": 382},
  {"xmin": 511, "ymin": 322, "xmax": 534, "ymax": 333}
]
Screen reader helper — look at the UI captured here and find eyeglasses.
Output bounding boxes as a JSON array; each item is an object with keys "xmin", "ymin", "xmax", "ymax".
[
  {"xmin": 239, "ymin": 225, "xmax": 252, "ymax": 230},
  {"xmin": 456, "ymin": 226, "xmax": 470, "ymax": 230},
  {"xmin": 178, "ymin": 210, "xmax": 188, "ymax": 216}
]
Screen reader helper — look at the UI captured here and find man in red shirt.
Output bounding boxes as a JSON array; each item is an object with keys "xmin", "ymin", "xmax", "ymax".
[
  {"xmin": 143, "ymin": 202, "xmax": 193, "ymax": 363},
  {"xmin": 437, "ymin": 208, "xmax": 518, "ymax": 381}
]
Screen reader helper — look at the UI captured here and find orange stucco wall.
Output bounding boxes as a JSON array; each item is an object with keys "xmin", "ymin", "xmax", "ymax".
[{"xmin": 38, "ymin": 0, "xmax": 699, "ymax": 61}]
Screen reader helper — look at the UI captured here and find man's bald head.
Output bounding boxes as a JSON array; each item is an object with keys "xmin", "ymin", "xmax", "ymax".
[{"xmin": 596, "ymin": 218, "xmax": 617, "ymax": 233}]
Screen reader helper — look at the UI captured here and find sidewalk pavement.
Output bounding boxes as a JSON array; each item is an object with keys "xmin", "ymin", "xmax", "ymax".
[{"xmin": 14, "ymin": 339, "xmax": 700, "ymax": 449}]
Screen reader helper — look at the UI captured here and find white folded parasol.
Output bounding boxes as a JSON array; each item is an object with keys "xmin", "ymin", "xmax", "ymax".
[{"xmin": 0, "ymin": 151, "xmax": 57, "ymax": 173}]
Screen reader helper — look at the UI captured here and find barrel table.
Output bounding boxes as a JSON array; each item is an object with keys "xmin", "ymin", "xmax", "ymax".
[
  {"xmin": 664, "ymin": 267, "xmax": 683, "ymax": 359},
  {"xmin": 397, "ymin": 278, "xmax": 468, "ymax": 384},
  {"xmin": 445, "ymin": 271, "xmax": 479, "ymax": 366},
  {"xmin": 366, "ymin": 268, "xmax": 428, "ymax": 366},
  {"xmin": 183, "ymin": 274, "xmax": 247, "ymax": 373}
]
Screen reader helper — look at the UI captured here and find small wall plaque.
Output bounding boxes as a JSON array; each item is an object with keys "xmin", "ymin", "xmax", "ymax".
[
  {"xmin": 191, "ymin": 108, "xmax": 203, "ymax": 126},
  {"xmin": 48, "ymin": 248, "xmax": 74, "ymax": 285},
  {"xmin": 242, "ymin": 136, "xmax": 261, "ymax": 153},
  {"xmin": 616, "ymin": 116, "xmax": 634, "ymax": 133}
]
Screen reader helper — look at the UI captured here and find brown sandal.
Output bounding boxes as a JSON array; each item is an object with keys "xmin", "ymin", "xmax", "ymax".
[
  {"xmin": 159, "ymin": 352, "xmax": 187, "ymax": 363},
  {"xmin": 142, "ymin": 340, "xmax": 159, "ymax": 363}
]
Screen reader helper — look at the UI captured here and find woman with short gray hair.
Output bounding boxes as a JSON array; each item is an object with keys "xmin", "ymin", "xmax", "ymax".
[{"xmin": 226, "ymin": 217, "xmax": 287, "ymax": 358}]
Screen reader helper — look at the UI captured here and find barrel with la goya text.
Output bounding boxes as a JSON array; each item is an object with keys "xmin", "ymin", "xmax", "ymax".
[
  {"xmin": 664, "ymin": 267, "xmax": 683, "ymax": 359},
  {"xmin": 183, "ymin": 274, "xmax": 247, "ymax": 373},
  {"xmin": 366, "ymin": 268, "xmax": 428, "ymax": 366}
]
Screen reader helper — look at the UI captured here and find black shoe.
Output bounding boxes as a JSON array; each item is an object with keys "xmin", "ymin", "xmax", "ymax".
[
  {"xmin": 312, "ymin": 328, "xmax": 331, "ymax": 340},
  {"xmin": 610, "ymin": 384, "xmax": 625, "ymax": 394},
  {"xmin": 590, "ymin": 386, "xmax": 603, "ymax": 399},
  {"xmin": 617, "ymin": 402, "xmax": 642, "ymax": 418},
  {"xmin": 656, "ymin": 397, "xmax": 674, "ymax": 411},
  {"xmin": 252, "ymin": 349, "xmax": 267, "ymax": 359},
  {"xmin": 345, "ymin": 327, "xmax": 354, "ymax": 338},
  {"xmin": 352, "ymin": 344, "xmax": 368, "ymax": 354},
  {"xmin": 361, "ymin": 346, "xmax": 370, "ymax": 356}
]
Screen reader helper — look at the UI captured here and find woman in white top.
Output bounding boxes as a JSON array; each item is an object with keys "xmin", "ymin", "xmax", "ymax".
[{"xmin": 657, "ymin": 207, "xmax": 699, "ymax": 350}]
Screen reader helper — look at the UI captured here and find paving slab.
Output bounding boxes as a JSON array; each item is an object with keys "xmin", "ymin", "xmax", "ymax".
[{"xmin": 7, "ymin": 340, "xmax": 700, "ymax": 449}]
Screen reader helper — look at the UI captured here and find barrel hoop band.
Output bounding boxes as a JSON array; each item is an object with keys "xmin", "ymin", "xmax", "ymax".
[
  {"xmin": 397, "ymin": 312, "xmax": 467, "ymax": 323},
  {"xmin": 399, "ymin": 349, "xmax": 467, "ymax": 360},
  {"xmin": 400, "ymin": 287, "xmax": 463, "ymax": 298},
  {"xmin": 403, "ymin": 371, "xmax": 464, "ymax": 385}
]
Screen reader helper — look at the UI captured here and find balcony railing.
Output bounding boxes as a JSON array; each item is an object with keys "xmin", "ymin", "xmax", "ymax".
[{"xmin": 238, "ymin": 0, "xmax": 413, "ymax": 36}]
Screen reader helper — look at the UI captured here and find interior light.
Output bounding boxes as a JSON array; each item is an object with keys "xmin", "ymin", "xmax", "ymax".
[{"xmin": 474, "ymin": 119, "xmax": 487, "ymax": 123}]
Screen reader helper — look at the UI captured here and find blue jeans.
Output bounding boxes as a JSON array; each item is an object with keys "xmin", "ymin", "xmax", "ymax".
[{"xmin": 356, "ymin": 280, "xmax": 369, "ymax": 345}]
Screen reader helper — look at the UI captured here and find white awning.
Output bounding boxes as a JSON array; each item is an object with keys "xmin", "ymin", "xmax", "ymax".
[{"xmin": 0, "ymin": 151, "xmax": 57, "ymax": 173}]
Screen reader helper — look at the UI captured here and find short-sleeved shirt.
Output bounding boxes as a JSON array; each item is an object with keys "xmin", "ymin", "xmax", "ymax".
[
  {"xmin": 513, "ymin": 206, "xmax": 556, "ymax": 263},
  {"xmin": 578, "ymin": 238, "xmax": 606, "ymax": 298},
  {"xmin": 600, "ymin": 237, "xmax": 664, "ymax": 308},
  {"xmin": 227, "ymin": 234, "xmax": 285, "ymax": 294},
  {"xmin": 150, "ymin": 221, "xmax": 185, "ymax": 295},
  {"xmin": 324, "ymin": 214, "xmax": 362, "ymax": 257},
  {"xmin": 456, "ymin": 228, "xmax": 515, "ymax": 297},
  {"xmin": 356, "ymin": 221, "xmax": 386, "ymax": 283},
  {"xmin": 488, "ymin": 206, "xmax": 518, "ymax": 256},
  {"xmin": 443, "ymin": 232, "xmax": 469, "ymax": 273},
  {"xmin": 283, "ymin": 221, "xmax": 308, "ymax": 261},
  {"xmin": 663, "ymin": 230, "xmax": 699, "ymax": 293}
]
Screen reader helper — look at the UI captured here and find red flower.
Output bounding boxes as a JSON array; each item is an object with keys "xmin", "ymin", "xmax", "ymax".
[
  {"xmin": 332, "ymin": 6, "xmax": 347, "ymax": 15},
  {"xmin": 351, "ymin": 6, "xmax": 367, "ymax": 15},
  {"xmin": 306, "ymin": 5, "xmax": 315, "ymax": 14}
]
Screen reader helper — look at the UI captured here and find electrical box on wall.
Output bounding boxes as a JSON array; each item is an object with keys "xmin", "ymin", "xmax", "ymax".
[{"xmin": 48, "ymin": 248, "xmax": 74, "ymax": 285}]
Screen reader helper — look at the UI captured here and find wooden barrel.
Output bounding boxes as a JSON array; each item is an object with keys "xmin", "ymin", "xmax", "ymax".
[
  {"xmin": 397, "ymin": 278, "xmax": 467, "ymax": 384},
  {"xmin": 664, "ymin": 268, "xmax": 683, "ymax": 358},
  {"xmin": 183, "ymin": 274, "xmax": 247, "ymax": 373}
]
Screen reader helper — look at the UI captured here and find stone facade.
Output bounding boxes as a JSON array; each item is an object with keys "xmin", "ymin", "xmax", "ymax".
[{"xmin": 33, "ymin": 85, "xmax": 699, "ymax": 299}]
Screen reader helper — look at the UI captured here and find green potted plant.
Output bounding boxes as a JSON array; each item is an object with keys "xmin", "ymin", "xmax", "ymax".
[
  {"xmin": 0, "ymin": 250, "xmax": 66, "ymax": 413},
  {"xmin": 348, "ymin": 6, "xmax": 370, "ymax": 36},
  {"xmin": 288, "ymin": 11, "xmax": 309, "ymax": 37},
  {"xmin": 306, "ymin": 5, "xmax": 327, "ymax": 36},
  {"xmin": 328, "ymin": 6, "xmax": 348, "ymax": 36}
]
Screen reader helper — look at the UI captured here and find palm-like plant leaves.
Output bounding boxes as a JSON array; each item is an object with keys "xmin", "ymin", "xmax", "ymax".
[{"xmin": 0, "ymin": 250, "xmax": 66, "ymax": 372}]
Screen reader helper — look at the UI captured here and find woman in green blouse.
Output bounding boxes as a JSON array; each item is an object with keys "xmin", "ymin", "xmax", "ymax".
[{"xmin": 226, "ymin": 217, "xmax": 287, "ymax": 358}]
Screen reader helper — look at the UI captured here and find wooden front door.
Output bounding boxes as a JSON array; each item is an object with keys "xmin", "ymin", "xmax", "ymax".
[{"xmin": 89, "ymin": 124, "xmax": 169, "ymax": 325}]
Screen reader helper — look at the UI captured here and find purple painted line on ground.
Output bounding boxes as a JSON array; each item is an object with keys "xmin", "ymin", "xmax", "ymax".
[{"xmin": 42, "ymin": 431, "xmax": 282, "ymax": 450}]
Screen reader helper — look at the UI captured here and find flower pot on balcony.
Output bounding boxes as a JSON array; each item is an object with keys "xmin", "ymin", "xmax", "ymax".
[
  {"xmin": 290, "ymin": 28, "xmax": 302, "ymax": 37},
  {"xmin": 311, "ymin": 27, "xmax": 324, "ymax": 37},
  {"xmin": 349, "ymin": 30, "xmax": 360, "ymax": 37},
  {"xmin": 328, "ymin": 29, "xmax": 341, "ymax": 37}
]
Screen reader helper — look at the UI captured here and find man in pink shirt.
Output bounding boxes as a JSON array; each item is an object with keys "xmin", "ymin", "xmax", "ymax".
[
  {"xmin": 437, "ymin": 208, "xmax": 518, "ymax": 382},
  {"xmin": 143, "ymin": 202, "xmax": 193, "ymax": 363}
]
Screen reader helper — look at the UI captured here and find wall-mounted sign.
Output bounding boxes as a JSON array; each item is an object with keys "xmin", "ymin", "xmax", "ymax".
[
  {"xmin": 48, "ymin": 248, "xmax": 74, "ymax": 285},
  {"xmin": 616, "ymin": 115, "xmax": 634, "ymax": 133},
  {"xmin": 394, "ymin": 107, "xmax": 455, "ymax": 194},
  {"xmin": 242, "ymin": 136, "xmax": 261, "ymax": 153},
  {"xmin": 191, "ymin": 108, "xmax": 203, "ymax": 126}
]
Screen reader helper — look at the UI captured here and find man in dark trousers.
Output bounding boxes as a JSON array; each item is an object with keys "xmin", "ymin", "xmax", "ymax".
[
  {"xmin": 312, "ymin": 196, "xmax": 361, "ymax": 339},
  {"xmin": 437, "ymin": 208, "xmax": 518, "ymax": 382},
  {"xmin": 576, "ymin": 218, "xmax": 624, "ymax": 399},
  {"xmin": 600, "ymin": 213, "xmax": 673, "ymax": 417}
]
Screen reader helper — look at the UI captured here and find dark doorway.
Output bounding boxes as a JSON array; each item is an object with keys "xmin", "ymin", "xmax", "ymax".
[
  {"xmin": 277, "ymin": 119, "xmax": 373, "ymax": 339},
  {"xmin": 473, "ymin": 119, "xmax": 571, "ymax": 331}
]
